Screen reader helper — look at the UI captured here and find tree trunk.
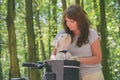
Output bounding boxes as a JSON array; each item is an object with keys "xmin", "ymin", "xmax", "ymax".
[
  {"xmin": 118, "ymin": 0, "xmax": 120, "ymax": 37},
  {"xmin": 47, "ymin": 0, "xmax": 58, "ymax": 58},
  {"xmin": 93, "ymin": 0, "xmax": 100, "ymax": 32},
  {"xmin": 81, "ymin": 0, "xmax": 84, "ymax": 8},
  {"xmin": 34, "ymin": 2, "xmax": 46, "ymax": 60},
  {"xmin": 0, "ymin": 29, "xmax": 3, "ymax": 80},
  {"xmin": 52, "ymin": 0, "xmax": 57, "ymax": 38},
  {"xmin": 25, "ymin": 0, "xmax": 37, "ymax": 80},
  {"xmin": 99, "ymin": 0, "xmax": 112, "ymax": 80},
  {"xmin": 75, "ymin": 0, "xmax": 80, "ymax": 5},
  {"xmin": 34, "ymin": 3, "xmax": 45, "ymax": 79},
  {"xmin": 23, "ymin": 33, "xmax": 28, "ymax": 77},
  {"xmin": 0, "ymin": 53, "xmax": 3, "ymax": 80},
  {"xmin": 48, "ymin": 0, "xmax": 52, "ymax": 57},
  {"xmin": 62, "ymin": 0, "xmax": 67, "ymax": 11},
  {"xmin": 6, "ymin": 0, "xmax": 20, "ymax": 79}
]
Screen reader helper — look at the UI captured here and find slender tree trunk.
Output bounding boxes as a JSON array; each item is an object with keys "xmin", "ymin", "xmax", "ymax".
[
  {"xmin": 118, "ymin": 0, "xmax": 120, "ymax": 37},
  {"xmin": 62, "ymin": 0, "xmax": 67, "ymax": 11},
  {"xmin": 81, "ymin": 0, "xmax": 84, "ymax": 8},
  {"xmin": 93, "ymin": 0, "xmax": 100, "ymax": 32},
  {"xmin": 48, "ymin": 0, "xmax": 52, "ymax": 57},
  {"xmin": 0, "ymin": 3, "xmax": 3, "ymax": 79},
  {"xmin": 99, "ymin": 0, "xmax": 112, "ymax": 80},
  {"xmin": 52, "ymin": 0, "xmax": 57, "ymax": 38},
  {"xmin": 6, "ymin": 0, "xmax": 20, "ymax": 79},
  {"xmin": 75, "ymin": 0, "xmax": 80, "ymax": 5},
  {"xmin": 0, "ymin": 50, "xmax": 3, "ymax": 80},
  {"xmin": 34, "ymin": 2, "xmax": 46, "ymax": 60},
  {"xmin": 34, "ymin": 2, "xmax": 46, "ymax": 79},
  {"xmin": 47, "ymin": 0, "xmax": 58, "ymax": 58},
  {"xmin": 0, "ymin": 28, "xmax": 3, "ymax": 80},
  {"xmin": 23, "ymin": 33, "xmax": 28, "ymax": 77},
  {"xmin": 25, "ymin": 0, "xmax": 37, "ymax": 80}
]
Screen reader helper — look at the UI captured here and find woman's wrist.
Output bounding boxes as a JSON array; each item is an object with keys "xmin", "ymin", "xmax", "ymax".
[{"xmin": 50, "ymin": 54, "xmax": 56, "ymax": 60}]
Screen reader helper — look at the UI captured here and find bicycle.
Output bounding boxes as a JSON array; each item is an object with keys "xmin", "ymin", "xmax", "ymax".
[
  {"xmin": 11, "ymin": 61, "xmax": 55, "ymax": 80},
  {"xmin": 23, "ymin": 61, "xmax": 56, "ymax": 80},
  {"xmin": 12, "ymin": 60, "xmax": 80, "ymax": 80}
]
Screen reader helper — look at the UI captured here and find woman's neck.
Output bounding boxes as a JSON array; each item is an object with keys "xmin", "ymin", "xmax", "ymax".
[{"xmin": 73, "ymin": 30, "xmax": 81, "ymax": 36}]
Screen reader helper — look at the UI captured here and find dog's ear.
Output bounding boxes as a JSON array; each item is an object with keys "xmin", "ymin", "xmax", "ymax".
[
  {"xmin": 57, "ymin": 33, "xmax": 72, "ymax": 50},
  {"xmin": 52, "ymin": 39, "xmax": 59, "ymax": 50},
  {"xmin": 52, "ymin": 33, "xmax": 72, "ymax": 53},
  {"xmin": 52, "ymin": 33, "xmax": 66, "ymax": 50}
]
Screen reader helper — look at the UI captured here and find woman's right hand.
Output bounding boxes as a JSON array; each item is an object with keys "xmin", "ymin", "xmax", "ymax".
[{"xmin": 50, "ymin": 54, "xmax": 56, "ymax": 60}]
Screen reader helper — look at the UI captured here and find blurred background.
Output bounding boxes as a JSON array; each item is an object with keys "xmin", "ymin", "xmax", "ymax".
[{"xmin": 0, "ymin": 0, "xmax": 120, "ymax": 80}]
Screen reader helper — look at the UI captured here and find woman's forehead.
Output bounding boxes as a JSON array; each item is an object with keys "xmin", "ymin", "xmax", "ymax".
[{"xmin": 65, "ymin": 16, "xmax": 76, "ymax": 21}]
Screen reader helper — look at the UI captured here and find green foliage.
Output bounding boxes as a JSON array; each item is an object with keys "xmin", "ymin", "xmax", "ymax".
[
  {"xmin": 106, "ymin": 0, "xmax": 120, "ymax": 79},
  {"xmin": 0, "ymin": 0, "xmax": 120, "ymax": 79}
]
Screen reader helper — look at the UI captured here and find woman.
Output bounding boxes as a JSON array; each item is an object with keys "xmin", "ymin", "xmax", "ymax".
[{"xmin": 50, "ymin": 4, "xmax": 104, "ymax": 80}]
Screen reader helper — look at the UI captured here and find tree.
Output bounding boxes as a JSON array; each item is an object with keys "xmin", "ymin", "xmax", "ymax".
[
  {"xmin": 48, "ymin": 0, "xmax": 58, "ymax": 57},
  {"xmin": 81, "ymin": 0, "xmax": 84, "ymax": 8},
  {"xmin": 118, "ymin": 0, "xmax": 120, "ymax": 37},
  {"xmin": 0, "ymin": 1, "xmax": 3, "ymax": 79},
  {"xmin": 52, "ymin": 0, "xmax": 57, "ymax": 38},
  {"xmin": 62, "ymin": 0, "xmax": 67, "ymax": 11},
  {"xmin": 48, "ymin": 0, "xmax": 52, "ymax": 56},
  {"xmin": 99, "ymin": 0, "xmax": 112, "ymax": 80},
  {"xmin": 93, "ymin": 0, "xmax": 100, "ymax": 32},
  {"xmin": 34, "ymin": 1, "xmax": 46, "ymax": 60},
  {"xmin": 0, "ymin": 0, "xmax": 120, "ymax": 79},
  {"xmin": 0, "ymin": 28, "xmax": 3, "ymax": 80},
  {"xmin": 25, "ymin": 0, "xmax": 38, "ymax": 80},
  {"xmin": 75, "ymin": 0, "xmax": 80, "ymax": 5},
  {"xmin": 34, "ymin": 2, "xmax": 45, "ymax": 80},
  {"xmin": 6, "ymin": 0, "xmax": 20, "ymax": 79}
]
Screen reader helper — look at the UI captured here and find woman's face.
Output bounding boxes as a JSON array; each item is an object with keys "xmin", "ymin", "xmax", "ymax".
[{"xmin": 65, "ymin": 16, "xmax": 78, "ymax": 31}]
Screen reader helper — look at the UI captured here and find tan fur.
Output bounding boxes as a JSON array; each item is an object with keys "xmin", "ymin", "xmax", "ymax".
[
  {"xmin": 53, "ymin": 33, "xmax": 71, "ymax": 52},
  {"xmin": 53, "ymin": 33, "xmax": 79, "ymax": 61}
]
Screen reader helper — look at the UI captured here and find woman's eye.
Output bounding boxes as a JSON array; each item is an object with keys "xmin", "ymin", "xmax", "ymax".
[
  {"xmin": 66, "ymin": 20, "xmax": 74, "ymax": 23},
  {"xmin": 71, "ymin": 20, "xmax": 74, "ymax": 23}
]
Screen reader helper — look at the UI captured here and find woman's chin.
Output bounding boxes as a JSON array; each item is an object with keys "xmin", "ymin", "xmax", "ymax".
[{"xmin": 69, "ymin": 28, "xmax": 74, "ymax": 31}]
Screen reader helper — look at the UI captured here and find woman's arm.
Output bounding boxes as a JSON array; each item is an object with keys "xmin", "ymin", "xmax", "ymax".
[
  {"xmin": 79, "ymin": 38, "xmax": 102, "ymax": 64},
  {"xmin": 50, "ymin": 48, "xmax": 57, "ymax": 60},
  {"xmin": 51, "ymin": 47, "xmax": 57, "ymax": 55}
]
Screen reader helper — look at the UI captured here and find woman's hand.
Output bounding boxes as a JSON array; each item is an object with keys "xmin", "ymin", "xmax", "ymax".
[
  {"xmin": 50, "ymin": 54, "xmax": 56, "ymax": 60},
  {"xmin": 79, "ymin": 38, "xmax": 102, "ymax": 64}
]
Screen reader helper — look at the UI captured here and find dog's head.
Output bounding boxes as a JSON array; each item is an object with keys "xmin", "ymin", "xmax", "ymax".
[{"xmin": 53, "ymin": 33, "xmax": 71, "ymax": 53}]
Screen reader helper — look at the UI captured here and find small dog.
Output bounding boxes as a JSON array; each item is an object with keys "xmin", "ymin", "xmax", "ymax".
[{"xmin": 51, "ymin": 33, "xmax": 79, "ymax": 61}]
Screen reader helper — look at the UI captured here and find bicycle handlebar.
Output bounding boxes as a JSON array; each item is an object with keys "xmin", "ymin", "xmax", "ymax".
[{"xmin": 22, "ymin": 62, "xmax": 44, "ymax": 69}]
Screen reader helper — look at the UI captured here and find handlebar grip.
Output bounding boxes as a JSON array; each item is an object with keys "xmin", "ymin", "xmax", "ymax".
[{"xmin": 22, "ymin": 62, "xmax": 37, "ymax": 67}]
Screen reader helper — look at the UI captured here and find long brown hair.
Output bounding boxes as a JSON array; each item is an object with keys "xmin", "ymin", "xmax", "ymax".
[{"xmin": 63, "ymin": 4, "xmax": 90, "ymax": 47}]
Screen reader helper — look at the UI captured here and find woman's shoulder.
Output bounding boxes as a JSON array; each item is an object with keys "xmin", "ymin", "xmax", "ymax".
[
  {"xmin": 89, "ymin": 28, "xmax": 99, "ymax": 44},
  {"xmin": 89, "ymin": 28, "xmax": 97, "ymax": 32},
  {"xmin": 89, "ymin": 28, "xmax": 98, "ymax": 35}
]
